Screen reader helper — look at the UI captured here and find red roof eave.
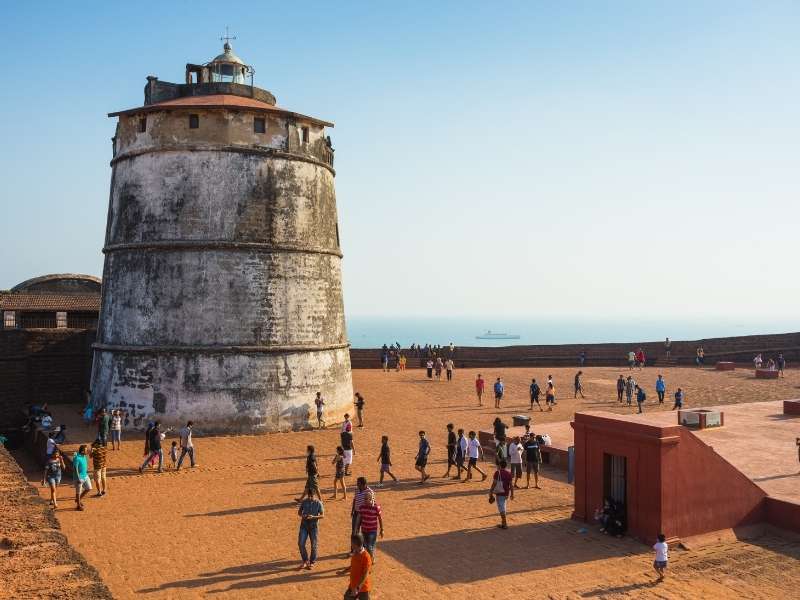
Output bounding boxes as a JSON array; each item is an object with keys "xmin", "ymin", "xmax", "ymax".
[{"xmin": 108, "ymin": 94, "xmax": 334, "ymax": 127}]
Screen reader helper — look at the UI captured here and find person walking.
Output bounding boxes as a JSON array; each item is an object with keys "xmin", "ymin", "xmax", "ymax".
[
  {"xmin": 331, "ymin": 446, "xmax": 347, "ymax": 500},
  {"xmin": 350, "ymin": 478, "xmax": 374, "ymax": 535},
  {"xmin": 777, "ymin": 353, "xmax": 786, "ymax": 377},
  {"xmin": 574, "ymin": 371, "xmax": 585, "ymax": 399},
  {"xmin": 344, "ymin": 533, "xmax": 372, "ymax": 599},
  {"xmin": 465, "ymin": 431, "xmax": 487, "ymax": 482},
  {"xmin": 545, "ymin": 377, "xmax": 556, "ymax": 411},
  {"xmin": 653, "ymin": 533, "xmax": 669, "ymax": 581},
  {"xmin": 616, "ymin": 375, "xmax": 625, "ymax": 403},
  {"xmin": 625, "ymin": 376, "xmax": 635, "ymax": 406},
  {"xmin": 426, "ymin": 359, "xmax": 434, "ymax": 379},
  {"xmin": 298, "ymin": 494, "xmax": 324, "ymax": 570},
  {"xmin": 522, "ymin": 431, "xmax": 542, "ymax": 489},
  {"xmin": 341, "ymin": 421, "xmax": 355, "ymax": 477},
  {"xmin": 628, "ymin": 351, "xmax": 636, "ymax": 370},
  {"xmin": 73, "ymin": 445, "xmax": 92, "ymax": 511},
  {"xmin": 530, "ymin": 378, "xmax": 542, "ymax": 411},
  {"xmin": 442, "ymin": 423, "xmax": 457, "ymax": 478},
  {"xmin": 508, "ymin": 436, "xmax": 524, "ymax": 489},
  {"xmin": 445, "ymin": 358, "xmax": 454, "ymax": 381},
  {"xmin": 655, "ymin": 375, "xmax": 666, "ymax": 404},
  {"xmin": 453, "ymin": 428, "xmax": 467, "ymax": 480},
  {"xmin": 475, "ymin": 374, "xmax": 485, "ymax": 406},
  {"xmin": 672, "ymin": 388, "xmax": 685, "ymax": 410},
  {"xmin": 415, "ymin": 431, "xmax": 431, "ymax": 483},
  {"xmin": 314, "ymin": 392, "xmax": 326, "ymax": 429},
  {"xmin": 356, "ymin": 489, "xmax": 383, "ymax": 560},
  {"xmin": 381, "ymin": 351, "xmax": 389, "ymax": 372},
  {"xmin": 295, "ymin": 445, "xmax": 321, "ymax": 503},
  {"xmin": 434, "ymin": 357, "xmax": 443, "ymax": 380},
  {"xmin": 489, "ymin": 460, "xmax": 513, "ymax": 529},
  {"xmin": 139, "ymin": 422, "xmax": 164, "ymax": 473},
  {"xmin": 376, "ymin": 436, "xmax": 397, "ymax": 486},
  {"xmin": 176, "ymin": 421, "xmax": 197, "ymax": 469},
  {"xmin": 97, "ymin": 408, "xmax": 111, "ymax": 447},
  {"xmin": 109, "ymin": 409, "xmax": 123, "ymax": 450},
  {"xmin": 635, "ymin": 385, "xmax": 646, "ymax": 414},
  {"xmin": 494, "ymin": 377, "xmax": 504, "ymax": 409},
  {"xmin": 42, "ymin": 449, "xmax": 65, "ymax": 508},
  {"xmin": 90, "ymin": 439, "xmax": 108, "ymax": 497},
  {"xmin": 354, "ymin": 393, "xmax": 365, "ymax": 428}
]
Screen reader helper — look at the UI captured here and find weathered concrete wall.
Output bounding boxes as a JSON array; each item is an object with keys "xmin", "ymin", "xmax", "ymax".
[{"xmin": 93, "ymin": 107, "xmax": 352, "ymax": 432}]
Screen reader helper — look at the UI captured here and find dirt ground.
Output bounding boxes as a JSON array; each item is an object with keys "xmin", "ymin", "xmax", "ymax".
[{"xmin": 17, "ymin": 366, "xmax": 800, "ymax": 598}]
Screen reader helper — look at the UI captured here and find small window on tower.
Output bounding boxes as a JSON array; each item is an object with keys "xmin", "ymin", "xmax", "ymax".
[
  {"xmin": 139, "ymin": 117, "xmax": 147, "ymax": 133},
  {"xmin": 56, "ymin": 312, "xmax": 68, "ymax": 329},
  {"xmin": 3, "ymin": 311, "xmax": 16, "ymax": 329},
  {"xmin": 301, "ymin": 126, "xmax": 309, "ymax": 144},
  {"xmin": 189, "ymin": 114, "xmax": 199, "ymax": 129},
  {"xmin": 254, "ymin": 117, "xmax": 266, "ymax": 134}
]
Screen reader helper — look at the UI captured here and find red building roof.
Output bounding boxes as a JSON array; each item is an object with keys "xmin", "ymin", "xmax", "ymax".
[
  {"xmin": 0, "ymin": 292, "xmax": 100, "ymax": 312},
  {"xmin": 108, "ymin": 94, "xmax": 334, "ymax": 127}
]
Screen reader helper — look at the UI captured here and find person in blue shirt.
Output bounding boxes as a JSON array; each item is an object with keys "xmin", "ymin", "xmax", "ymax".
[
  {"xmin": 655, "ymin": 374, "xmax": 666, "ymax": 404},
  {"xmin": 635, "ymin": 386, "xmax": 647, "ymax": 414},
  {"xmin": 494, "ymin": 378, "xmax": 504, "ymax": 409},
  {"xmin": 73, "ymin": 445, "xmax": 92, "ymax": 511},
  {"xmin": 415, "ymin": 431, "xmax": 431, "ymax": 483}
]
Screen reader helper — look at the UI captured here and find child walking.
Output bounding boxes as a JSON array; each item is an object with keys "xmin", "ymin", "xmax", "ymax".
[
  {"xmin": 653, "ymin": 533, "xmax": 669, "ymax": 581},
  {"xmin": 330, "ymin": 446, "xmax": 347, "ymax": 499},
  {"xmin": 376, "ymin": 436, "xmax": 398, "ymax": 486},
  {"xmin": 169, "ymin": 441, "xmax": 179, "ymax": 469}
]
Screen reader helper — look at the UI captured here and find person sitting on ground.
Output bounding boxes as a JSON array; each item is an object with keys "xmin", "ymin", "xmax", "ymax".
[
  {"xmin": 606, "ymin": 502, "xmax": 626, "ymax": 537},
  {"xmin": 594, "ymin": 498, "xmax": 614, "ymax": 532}
]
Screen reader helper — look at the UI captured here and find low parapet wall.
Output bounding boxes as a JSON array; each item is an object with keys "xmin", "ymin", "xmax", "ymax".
[{"xmin": 351, "ymin": 331, "xmax": 800, "ymax": 369}]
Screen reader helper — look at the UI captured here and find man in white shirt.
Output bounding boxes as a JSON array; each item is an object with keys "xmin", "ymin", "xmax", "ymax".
[
  {"xmin": 652, "ymin": 533, "xmax": 668, "ymax": 580},
  {"xmin": 176, "ymin": 421, "xmax": 197, "ymax": 469},
  {"xmin": 465, "ymin": 431, "xmax": 487, "ymax": 482},
  {"xmin": 508, "ymin": 436, "xmax": 524, "ymax": 488}
]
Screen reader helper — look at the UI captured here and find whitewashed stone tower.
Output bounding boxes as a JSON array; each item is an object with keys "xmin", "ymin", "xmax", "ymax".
[{"xmin": 91, "ymin": 41, "xmax": 352, "ymax": 432}]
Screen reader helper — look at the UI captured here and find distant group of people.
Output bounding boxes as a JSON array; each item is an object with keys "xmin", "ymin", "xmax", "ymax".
[
  {"xmin": 425, "ymin": 357, "xmax": 455, "ymax": 380},
  {"xmin": 753, "ymin": 353, "xmax": 786, "ymax": 376},
  {"xmin": 616, "ymin": 373, "xmax": 684, "ymax": 413}
]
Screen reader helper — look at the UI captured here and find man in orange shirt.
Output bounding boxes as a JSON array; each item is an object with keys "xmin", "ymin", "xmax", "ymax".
[
  {"xmin": 475, "ymin": 374, "xmax": 485, "ymax": 406},
  {"xmin": 344, "ymin": 533, "xmax": 372, "ymax": 599}
]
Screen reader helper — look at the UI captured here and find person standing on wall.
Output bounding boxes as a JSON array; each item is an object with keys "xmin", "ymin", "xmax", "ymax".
[
  {"xmin": 176, "ymin": 421, "xmax": 197, "ymax": 469},
  {"xmin": 664, "ymin": 337, "xmax": 672, "ymax": 359}
]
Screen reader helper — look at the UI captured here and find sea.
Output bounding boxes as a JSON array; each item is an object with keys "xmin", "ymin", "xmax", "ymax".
[{"xmin": 345, "ymin": 316, "xmax": 800, "ymax": 349}]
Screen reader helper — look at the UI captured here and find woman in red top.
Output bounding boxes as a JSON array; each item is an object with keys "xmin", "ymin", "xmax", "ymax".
[
  {"xmin": 475, "ymin": 374, "xmax": 485, "ymax": 406},
  {"xmin": 489, "ymin": 460, "xmax": 514, "ymax": 529}
]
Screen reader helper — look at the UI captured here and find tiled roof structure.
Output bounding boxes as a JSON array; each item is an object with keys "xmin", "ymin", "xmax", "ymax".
[{"xmin": 0, "ymin": 292, "xmax": 100, "ymax": 312}]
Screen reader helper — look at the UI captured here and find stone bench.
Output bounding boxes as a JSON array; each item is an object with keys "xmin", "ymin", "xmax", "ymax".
[
  {"xmin": 784, "ymin": 400, "xmax": 800, "ymax": 415},
  {"xmin": 715, "ymin": 361, "xmax": 735, "ymax": 371},
  {"xmin": 755, "ymin": 369, "xmax": 779, "ymax": 379}
]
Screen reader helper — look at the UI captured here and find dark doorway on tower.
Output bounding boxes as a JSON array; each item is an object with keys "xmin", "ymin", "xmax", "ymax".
[{"xmin": 603, "ymin": 453, "xmax": 626, "ymax": 507}]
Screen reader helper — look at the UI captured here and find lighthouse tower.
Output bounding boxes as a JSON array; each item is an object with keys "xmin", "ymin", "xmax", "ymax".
[{"xmin": 91, "ymin": 40, "xmax": 352, "ymax": 432}]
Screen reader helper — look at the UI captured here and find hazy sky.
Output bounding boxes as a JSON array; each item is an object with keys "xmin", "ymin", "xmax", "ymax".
[{"xmin": 2, "ymin": 2, "xmax": 798, "ymax": 319}]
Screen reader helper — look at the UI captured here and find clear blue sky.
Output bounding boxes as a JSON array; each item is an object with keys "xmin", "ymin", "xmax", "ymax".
[{"xmin": 2, "ymin": 1, "xmax": 798, "ymax": 320}]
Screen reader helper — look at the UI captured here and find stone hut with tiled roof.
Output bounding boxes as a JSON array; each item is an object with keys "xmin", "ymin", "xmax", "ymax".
[{"xmin": 2, "ymin": 274, "xmax": 100, "ymax": 330}]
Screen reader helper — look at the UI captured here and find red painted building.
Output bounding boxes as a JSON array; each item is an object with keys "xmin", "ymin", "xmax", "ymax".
[{"xmin": 571, "ymin": 407, "xmax": 798, "ymax": 543}]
